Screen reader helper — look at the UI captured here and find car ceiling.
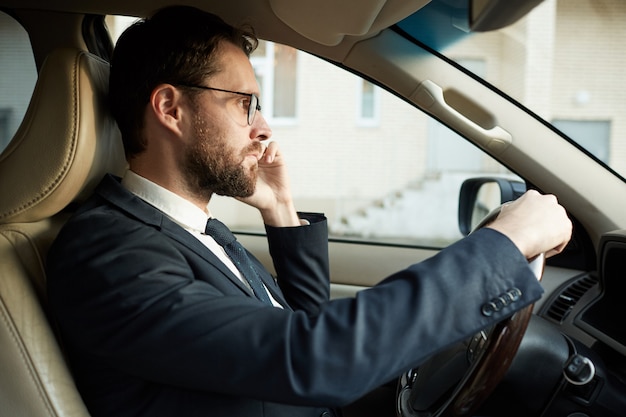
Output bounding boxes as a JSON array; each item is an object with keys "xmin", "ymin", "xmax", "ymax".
[
  {"xmin": 0, "ymin": 0, "xmax": 436, "ymax": 69},
  {"xmin": 0, "ymin": 0, "xmax": 428, "ymax": 53},
  {"xmin": 0, "ymin": 0, "xmax": 545, "ymax": 61}
]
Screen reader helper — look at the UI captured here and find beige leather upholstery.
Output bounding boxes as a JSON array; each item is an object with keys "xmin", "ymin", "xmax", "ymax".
[
  {"xmin": 0, "ymin": 48, "xmax": 126, "ymax": 416},
  {"xmin": 0, "ymin": 48, "xmax": 126, "ymax": 223}
]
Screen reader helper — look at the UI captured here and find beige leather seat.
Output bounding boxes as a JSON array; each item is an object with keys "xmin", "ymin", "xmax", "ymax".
[{"xmin": 0, "ymin": 48, "xmax": 126, "ymax": 417}]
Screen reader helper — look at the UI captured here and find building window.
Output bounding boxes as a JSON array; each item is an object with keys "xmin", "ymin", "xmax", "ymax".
[
  {"xmin": 251, "ymin": 41, "xmax": 297, "ymax": 124},
  {"xmin": 357, "ymin": 79, "xmax": 380, "ymax": 126},
  {"xmin": 552, "ymin": 119, "xmax": 611, "ymax": 163}
]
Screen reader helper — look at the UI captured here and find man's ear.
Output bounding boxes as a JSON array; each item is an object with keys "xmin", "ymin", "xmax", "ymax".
[{"xmin": 149, "ymin": 84, "xmax": 186, "ymax": 136}]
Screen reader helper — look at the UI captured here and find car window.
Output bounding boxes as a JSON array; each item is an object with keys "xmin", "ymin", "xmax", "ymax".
[
  {"xmin": 0, "ymin": 11, "xmax": 37, "ymax": 153},
  {"xmin": 236, "ymin": 40, "xmax": 521, "ymax": 248},
  {"xmin": 107, "ymin": 16, "xmax": 520, "ymax": 248},
  {"xmin": 397, "ymin": 0, "xmax": 626, "ymax": 181}
]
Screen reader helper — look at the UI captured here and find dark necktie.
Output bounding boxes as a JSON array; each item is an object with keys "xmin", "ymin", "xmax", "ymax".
[{"xmin": 204, "ymin": 218, "xmax": 272, "ymax": 305}]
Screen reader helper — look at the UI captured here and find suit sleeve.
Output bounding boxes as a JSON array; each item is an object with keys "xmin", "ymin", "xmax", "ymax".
[
  {"xmin": 47, "ymin": 210, "xmax": 543, "ymax": 408},
  {"xmin": 265, "ymin": 212, "xmax": 330, "ymax": 314}
]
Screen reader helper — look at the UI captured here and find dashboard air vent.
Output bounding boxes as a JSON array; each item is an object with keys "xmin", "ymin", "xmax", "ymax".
[{"xmin": 545, "ymin": 275, "xmax": 598, "ymax": 324}]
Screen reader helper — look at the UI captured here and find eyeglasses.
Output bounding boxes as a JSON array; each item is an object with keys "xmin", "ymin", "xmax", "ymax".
[{"xmin": 178, "ymin": 84, "xmax": 261, "ymax": 125}]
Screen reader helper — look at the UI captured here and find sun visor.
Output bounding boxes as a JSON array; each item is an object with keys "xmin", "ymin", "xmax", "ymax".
[
  {"xmin": 471, "ymin": 0, "xmax": 545, "ymax": 31},
  {"xmin": 269, "ymin": 0, "xmax": 431, "ymax": 46}
]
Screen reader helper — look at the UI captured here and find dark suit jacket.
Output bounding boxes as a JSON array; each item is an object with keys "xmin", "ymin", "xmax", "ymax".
[{"xmin": 47, "ymin": 174, "xmax": 543, "ymax": 417}]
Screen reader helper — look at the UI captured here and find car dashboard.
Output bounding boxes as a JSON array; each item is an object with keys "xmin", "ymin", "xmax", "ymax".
[
  {"xmin": 508, "ymin": 229, "xmax": 626, "ymax": 416},
  {"xmin": 576, "ymin": 231, "xmax": 626, "ymax": 355}
]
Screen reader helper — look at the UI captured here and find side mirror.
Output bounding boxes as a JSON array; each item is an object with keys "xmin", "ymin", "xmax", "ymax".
[{"xmin": 458, "ymin": 177, "xmax": 526, "ymax": 236}]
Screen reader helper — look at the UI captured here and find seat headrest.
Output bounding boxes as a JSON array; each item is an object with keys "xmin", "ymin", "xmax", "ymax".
[{"xmin": 0, "ymin": 48, "xmax": 127, "ymax": 224}]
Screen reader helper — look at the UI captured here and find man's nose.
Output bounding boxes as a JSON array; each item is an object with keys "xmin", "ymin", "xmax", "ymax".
[{"xmin": 251, "ymin": 112, "xmax": 272, "ymax": 141}]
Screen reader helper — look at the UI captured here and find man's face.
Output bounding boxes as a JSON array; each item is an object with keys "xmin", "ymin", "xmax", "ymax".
[
  {"xmin": 182, "ymin": 113, "xmax": 262, "ymax": 199},
  {"xmin": 180, "ymin": 42, "xmax": 270, "ymax": 200}
]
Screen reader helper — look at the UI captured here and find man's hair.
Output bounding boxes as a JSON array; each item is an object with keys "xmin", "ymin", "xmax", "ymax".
[{"xmin": 109, "ymin": 6, "xmax": 258, "ymax": 158}]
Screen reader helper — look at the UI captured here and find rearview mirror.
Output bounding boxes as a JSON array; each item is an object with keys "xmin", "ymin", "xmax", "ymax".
[{"xmin": 458, "ymin": 177, "xmax": 526, "ymax": 236}]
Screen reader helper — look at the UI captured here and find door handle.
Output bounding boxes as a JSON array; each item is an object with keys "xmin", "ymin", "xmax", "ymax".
[{"xmin": 412, "ymin": 80, "xmax": 512, "ymax": 154}]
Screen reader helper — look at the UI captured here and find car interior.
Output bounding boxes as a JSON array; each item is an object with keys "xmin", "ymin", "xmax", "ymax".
[{"xmin": 1, "ymin": 0, "xmax": 625, "ymax": 416}]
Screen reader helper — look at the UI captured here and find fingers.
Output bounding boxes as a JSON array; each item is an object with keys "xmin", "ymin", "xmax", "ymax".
[
  {"xmin": 240, "ymin": 140, "xmax": 299, "ymax": 226},
  {"xmin": 545, "ymin": 238, "xmax": 570, "ymax": 258},
  {"xmin": 488, "ymin": 190, "xmax": 572, "ymax": 260},
  {"xmin": 259, "ymin": 140, "xmax": 278, "ymax": 164}
]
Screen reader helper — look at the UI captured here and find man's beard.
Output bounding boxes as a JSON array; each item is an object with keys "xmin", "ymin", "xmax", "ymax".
[{"xmin": 181, "ymin": 114, "xmax": 262, "ymax": 200}]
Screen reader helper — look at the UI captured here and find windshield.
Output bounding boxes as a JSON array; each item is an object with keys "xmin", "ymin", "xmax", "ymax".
[{"xmin": 397, "ymin": 0, "xmax": 626, "ymax": 181}]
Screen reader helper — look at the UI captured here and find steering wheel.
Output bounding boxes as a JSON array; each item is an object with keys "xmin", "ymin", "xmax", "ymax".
[{"xmin": 396, "ymin": 205, "xmax": 545, "ymax": 417}]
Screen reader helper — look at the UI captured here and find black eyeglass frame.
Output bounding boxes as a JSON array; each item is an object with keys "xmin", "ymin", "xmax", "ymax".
[{"xmin": 178, "ymin": 84, "xmax": 261, "ymax": 125}]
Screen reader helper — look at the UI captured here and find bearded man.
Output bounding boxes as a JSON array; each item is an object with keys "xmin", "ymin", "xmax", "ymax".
[{"xmin": 46, "ymin": 6, "xmax": 572, "ymax": 417}]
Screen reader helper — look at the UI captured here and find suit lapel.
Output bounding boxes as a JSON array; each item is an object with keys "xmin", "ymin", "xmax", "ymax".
[
  {"xmin": 160, "ymin": 222, "xmax": 252, "ymax": 292},
  {"xmin": 96, "ymin": 175, "xmax": 256, "ymax": 297},
  {"xmin": 95, "ymin": 174, "xmax": 289, "ymax": 306},
  {"xmin": 163, "ymin": 220, "xmax": 290, "ymax": 307}
]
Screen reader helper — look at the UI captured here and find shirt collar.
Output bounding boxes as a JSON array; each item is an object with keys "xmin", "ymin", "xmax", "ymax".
[{"xmin": 121, "ymin": 170, "xmax": 210, "ymax": 233}]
